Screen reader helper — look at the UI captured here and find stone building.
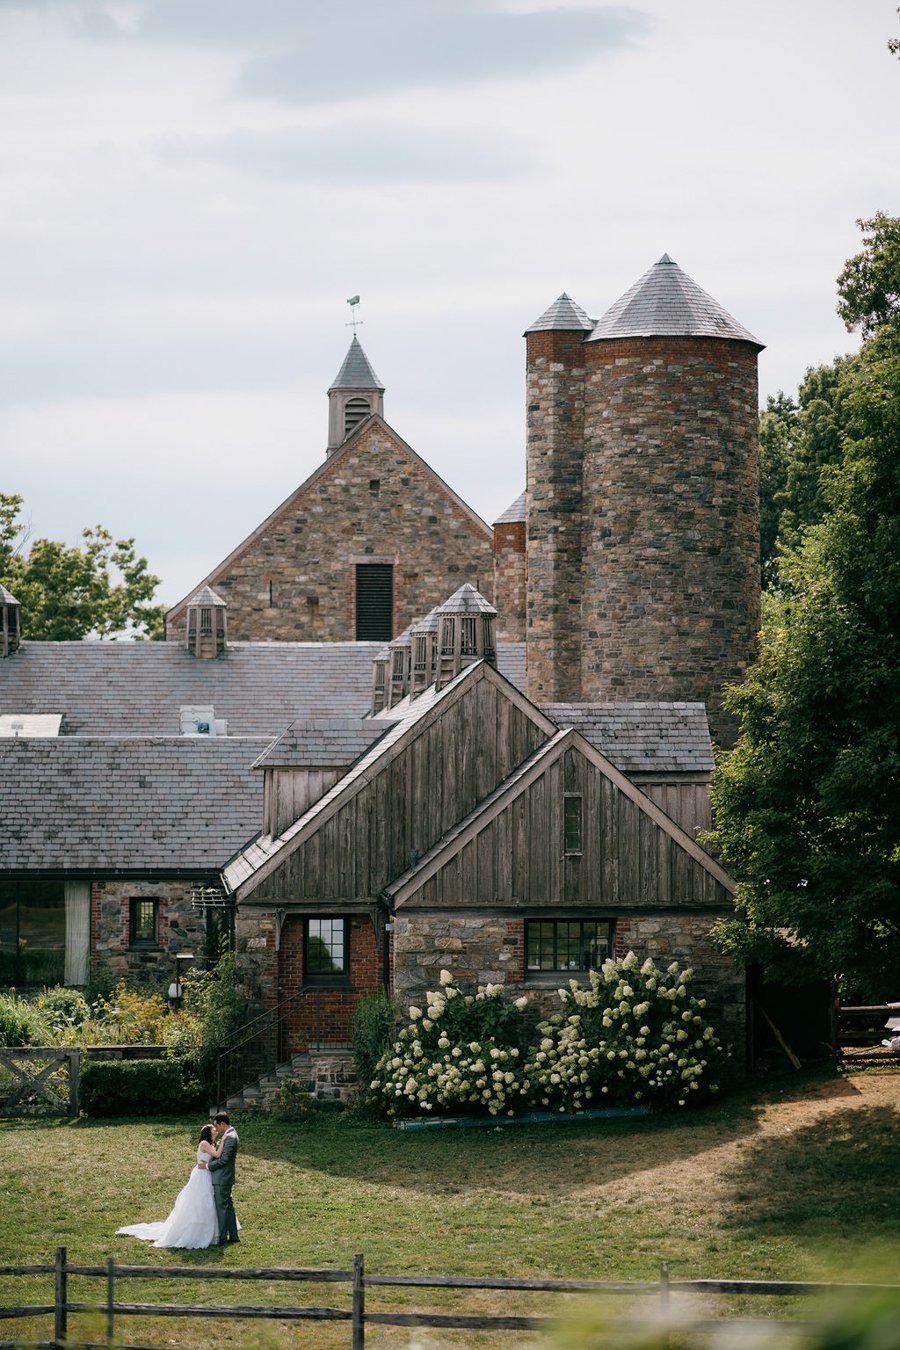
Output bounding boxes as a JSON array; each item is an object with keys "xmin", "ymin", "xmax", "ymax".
[{"xmin": 165, "ymin": 337, "xmax": 495, "ymax": 646}]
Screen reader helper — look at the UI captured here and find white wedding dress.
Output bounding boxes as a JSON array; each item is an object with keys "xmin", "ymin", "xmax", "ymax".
[{"xmin": 117, "ymin": 1146, "xmax": 219, "ymax": 1249}]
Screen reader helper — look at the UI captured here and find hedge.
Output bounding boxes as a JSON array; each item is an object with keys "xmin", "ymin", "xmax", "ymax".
[{"xmin": 81, "ymin": 1058, "xmax": 204, "ymax": 1116}]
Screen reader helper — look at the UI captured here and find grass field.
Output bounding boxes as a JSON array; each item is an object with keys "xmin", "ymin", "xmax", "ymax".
[{"xmin": 1, "ymin": 1067, "xmax": 899, "ymax": 1348}]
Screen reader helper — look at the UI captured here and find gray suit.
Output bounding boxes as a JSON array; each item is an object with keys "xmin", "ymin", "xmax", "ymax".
[{"xmin": 207, "ymin": 1128, "xmax": 239, "ymax": 1243}]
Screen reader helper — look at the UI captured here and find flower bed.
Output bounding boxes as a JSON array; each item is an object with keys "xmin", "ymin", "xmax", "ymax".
[{"xmin": 370, "ymin": 954, "xmax": 725, "ymax": 1120}]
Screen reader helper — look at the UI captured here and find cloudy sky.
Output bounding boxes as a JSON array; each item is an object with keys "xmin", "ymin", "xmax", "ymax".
[{"xmin": 1, "ymin": 0, "xmax": 898, "ymax": 611}]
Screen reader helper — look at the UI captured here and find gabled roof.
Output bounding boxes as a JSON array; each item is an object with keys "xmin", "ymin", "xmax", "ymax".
[
  {"xmin": 524, "ymin": 293, "xmax": 595, "ymax": 335},
  {"xmin": 222, "ymin": 660, "xmax": 557, "ymax": 899},
  {"xmin": 384, "ymin": 726, "xmax": 734, "ymax": 907},
  {"xmin": 165, "ymin": 413, "xmax": 493, "ymax": 622},
  {"xmin": 328, "ymin": 336, "xmax": 384, "ymax": 392},
  {"xmin": 588, "ymin": 255, "xmax": 763, "ymax": 348},
  {"xmin": 541, "ymin": 701, "xmax": 713, "ymax": 775},
  {"xmin": 251, "ymin": 716, "xmax": 388, "ymax": 770},
  {"xmin": 0, "ymin": 736, "xmax": 268, "ymax": 874}
]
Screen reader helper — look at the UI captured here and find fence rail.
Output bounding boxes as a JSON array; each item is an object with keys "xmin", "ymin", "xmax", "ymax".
[
  {"xmin": 0, "ymin": 1049, "xmax": 80, "ymax": 1119},
  {"xmin": 3, "ymin": 1249, "xmax": 900, "ymax": 1348}
]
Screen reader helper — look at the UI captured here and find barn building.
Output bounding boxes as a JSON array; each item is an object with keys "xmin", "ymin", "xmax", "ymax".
[{"xmin": 0, "ymin": 254, "xmax": 761, "ymax": 1090}]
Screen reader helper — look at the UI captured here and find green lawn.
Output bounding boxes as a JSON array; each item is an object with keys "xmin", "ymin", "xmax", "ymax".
[{"xmin": 1, "ymin": 1068, "xmax": 898, "ymax": 1348}]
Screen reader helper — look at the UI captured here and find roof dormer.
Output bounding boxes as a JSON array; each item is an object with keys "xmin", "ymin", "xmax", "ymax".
[
  {"xmin": 186, "ymin": 586, "xmax": 227, "ymax": 659},
  {"xmin": 0, "ymin": 583, "xmax": 21, "ymax": 657},
  {"xmin": 435, "ymin": 584, "xmax": 497, "ymax": 690}
]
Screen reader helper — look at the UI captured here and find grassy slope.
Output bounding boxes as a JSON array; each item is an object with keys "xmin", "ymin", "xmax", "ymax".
[{"xmin": 1, "ymin": 1069, "xmax": 898, "ymax": 1347}]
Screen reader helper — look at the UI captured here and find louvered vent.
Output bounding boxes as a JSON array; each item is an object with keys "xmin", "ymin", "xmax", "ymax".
[
  {"xmin": 355, "ymin": 563, "xmax": 393, "ymax": 641},
  {"xmin": 344, "ymin": 397, "xmax": 371, "ymax": 435}
]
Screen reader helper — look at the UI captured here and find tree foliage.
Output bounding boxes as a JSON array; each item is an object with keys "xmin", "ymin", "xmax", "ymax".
[
  {"xmin": 836, "ymin": 212, "xmax": 900, "ymax": 337},
  {"xmin": 711, "ymin": 218, "xmax": 900, "ymax": 996},
  {"xmin": 0, "ymin": 494, "xmax": 164, "ymax": 639}
]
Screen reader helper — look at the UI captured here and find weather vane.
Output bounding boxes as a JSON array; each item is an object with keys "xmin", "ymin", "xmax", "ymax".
[{"xmin": 346, "ymin": 295, "xmax": 362, "ymax": 333}]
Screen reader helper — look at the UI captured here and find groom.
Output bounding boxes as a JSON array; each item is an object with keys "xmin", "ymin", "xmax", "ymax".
[{"xmin": 202, "ymin": 1111, "xmax": 240, "ymax": 1245}]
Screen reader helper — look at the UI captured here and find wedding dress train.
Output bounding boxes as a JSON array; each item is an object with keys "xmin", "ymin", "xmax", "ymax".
[{"xmin": 117, "ymin": 1146, "xmax": 219, "ymax": 1249}]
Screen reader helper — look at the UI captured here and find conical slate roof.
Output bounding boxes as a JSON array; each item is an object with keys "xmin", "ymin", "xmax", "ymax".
[
  {"xmin": 436, "ymin": 582, "xmax": 497, "ymax": 616},
  {"xmin": 587, "ymin": 255, "xmax": 763, "ymax": 348},
  {"xmin": 524, "ymin": 293, "xmax": 595, "ymax": 335},
  {"xmin": 410, "ymin": 607, "xmax": 441, "ymax": 635},
  {"xmin": 186, "ymin": 585, "xmax": 226, "ymax": 607},
  {"xmin": 328, "ymin": 335, "xmax": 385, "ymax": 391},
  {"xmin": 493, "ymin": 491, "xmax": 526, "ymax": 525}
]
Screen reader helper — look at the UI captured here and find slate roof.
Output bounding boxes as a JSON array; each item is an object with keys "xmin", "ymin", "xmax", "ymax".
[
  {"xmin": 251, "ymin": 717, "xmax": 389, "ymax": 770},
  {"xmin": 437, "ymin": 583, "xmax": 496, "ymax": 616},
  {"xmin": 328, "ymin": 336, "xmax": 385, "ymax": 391},
  {"xmin": 540, "ymin": 702, "xmax": 714, "ymax": 774},
  {"xmin": 186, "ymin": 585, "xmax": 226, "ymax": 607},
  {"xmin": 0, "ymin": 737, "xmax": 268, "ymax": 873},
  {"xmin": 493, "ymin": 491, "xmax": 526, "ymax": 525},
  {"xmin": 524, "ymin": 293, "xmax": 595, "ymax": 334},
  {"xmin": 588, "ymin": 255, "xmax": 763, "ymax": 348},
  {"xmin": 0, "ymin": 641, "xmax": 382, "ymax": 736}
]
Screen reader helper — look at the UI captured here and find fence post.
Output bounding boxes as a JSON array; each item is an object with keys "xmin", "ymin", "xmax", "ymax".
[
  {"xmin": 106, "ymin": 1256, "xmax": 116, "ymax": 1346},
  {"xmin": 69, "ymin": 1051, "xmax": 80, "ymax": 1118},
  {"xmin": 352, "ymin": 1251, "xmax": 365, "ymax": 1350},
  {"xmin": 54, "ymin": 1245, "xmax": 67, "ymax": 1345}
]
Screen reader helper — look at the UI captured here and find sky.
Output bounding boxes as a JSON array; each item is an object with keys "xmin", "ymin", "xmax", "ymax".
[{"xmin": 1, "ymin": 0, "xmax": 898, "ymax": 612}]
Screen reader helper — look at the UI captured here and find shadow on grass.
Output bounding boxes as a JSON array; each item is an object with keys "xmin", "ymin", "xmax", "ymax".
[{"xmin": 720, "ymin": 1102, "xmax": 900, "ymax": 1238}]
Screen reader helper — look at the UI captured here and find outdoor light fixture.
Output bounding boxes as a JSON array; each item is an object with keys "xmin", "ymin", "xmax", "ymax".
[{"xmin": 168, "ymin": 950, "xmax": 195, "ymax": 1007}]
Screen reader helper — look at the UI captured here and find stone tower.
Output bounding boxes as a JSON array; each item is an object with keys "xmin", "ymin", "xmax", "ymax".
[
  {"xmin": 327, "ymin": 335, "xmax": 385, "ymax": 454},
  {"xmin": 525, "ymin": 257, "xmax": 763, "ymax": 747}
]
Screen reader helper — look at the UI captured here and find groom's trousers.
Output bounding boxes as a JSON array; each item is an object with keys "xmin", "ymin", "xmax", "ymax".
[{"xmin": 212, "ymin": 1178, "xmax": 238, "ymax": 1243}]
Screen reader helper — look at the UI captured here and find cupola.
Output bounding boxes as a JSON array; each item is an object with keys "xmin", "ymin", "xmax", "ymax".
[
  {"xmin": 435, "ymin": 584, "xmax": 497, "ymax": 690},
  {"xmin": 385, "ymin": 623, "xmax": 414, "ymax": 708},
  {"xmin": 327, "ymin": 336, "xmax": 385, "ymax": 454},
  {"xmin": 185, "ymin": 586, "xmax": 227, "ymax": 659},
  {"xmin": 410, "ymin": 608, "xmax": 440, "ymax": 698},
  {"xmin": 370, "ymin": 644, "xmax": 390, "ymax": 715},
  {"xmin": 0, "ymin": 584, "xmax": 21, "ymax": 657}
]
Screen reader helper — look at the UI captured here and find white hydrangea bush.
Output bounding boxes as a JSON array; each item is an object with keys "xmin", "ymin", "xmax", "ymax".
[
  {"xmin": 526, "ymin": 952, "xmax": 724, "ymax": 1112},
  {"xmin": 370, "ymin": 970, "xmax": 530, "ymax": 1117}
]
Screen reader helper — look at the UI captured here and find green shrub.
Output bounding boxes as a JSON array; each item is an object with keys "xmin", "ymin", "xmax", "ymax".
[
  {"xmin": 163, "ymin": 949, "xmax": 244, "ymax": 1099},
  {"xmin": 527, "ymin": 952, "xmax": 725, "ymax": 1111},
  {"xmin": 351, "ymin": 988, "xmax": 398, "ymax": 1090},
  {"xmin": 80, "ymin": 1058, "xmax": 203, "ymax": 1116},
  {"xmin": 33, "ymin": 986, "xmax": 91, "ymax": 1031},
  {"xmin": 370, "ymin": 972, "xmax": 530, "ymax": 1118},
  {"xmin": 0, "ymin": 992, "xmax": 50, "ymax": 1046}
]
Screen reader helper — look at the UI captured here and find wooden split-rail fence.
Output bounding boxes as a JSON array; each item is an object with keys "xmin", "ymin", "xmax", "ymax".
[
  {"xmin": 0, "ymin": 1049, "xmax": 80, "ymax": 1119},
  {"xmin": 2, "ymin": 1248, "xmax": 900, "ymax": 1348}
]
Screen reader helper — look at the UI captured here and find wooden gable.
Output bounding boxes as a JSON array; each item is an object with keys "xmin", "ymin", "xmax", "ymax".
[
  {"xmin": 231, "ymin": 663, "xmax": 554, "ymax": 906},
  {"xmin": 386, "ymin": 728, "xmax": 734, "ymax": 912}
]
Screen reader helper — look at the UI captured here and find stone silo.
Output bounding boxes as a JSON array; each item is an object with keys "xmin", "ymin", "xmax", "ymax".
[{"xmin": 580, "ymin": 255, "xmax": 763, "ymax": 746}]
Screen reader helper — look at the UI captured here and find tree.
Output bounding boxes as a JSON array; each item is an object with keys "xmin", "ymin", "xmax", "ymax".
[
  {"xmin": 710, "ymin": 218, "xmax": 900, "ymax": 996},
  {"xmin": 0, "ymin": 494, "xmax": 165, "ymax": 640},
  {"xmin": 836, "ymin": 212, "xmax": 900, "ymax": 337}
]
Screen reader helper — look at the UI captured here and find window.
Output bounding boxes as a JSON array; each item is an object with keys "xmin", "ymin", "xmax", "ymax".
[
  {"xmin": 526, "ymin": 919, "xmax": 612, "ymax": 974},
  {"xmin": 0, "ymin": 879, "xmax": 65, "ymax": 986},
  {"xmin": 564, "ymin": 795, "xmax": 583, "ymax": 854},
  {"xmin": 355, "ymin": 563, "xmax": 393, "ymax": 641},
  {"xmin": 130, "ymin": 897, "xmax": 159, "ymax": 948},
  {"xmin": 304, "ymin": 918, "xmax": 349, "ymax": 985}
]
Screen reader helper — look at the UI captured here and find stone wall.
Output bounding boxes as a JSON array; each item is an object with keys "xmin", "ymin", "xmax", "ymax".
[
  {"xmin": 493, "ymin": 520, "xmax": 526, "ymax": 642},
  {"xmin": 393, "ymin": 908, "xmax": 745, "ymax": 1055},
  {"xmin": 166, "ymin": 423, "xmax": 494, "ymax": 643},
  {"xmin": 91, "ymin": 878, "xmax": 208, "ymax": 982},
  {"xmin": 579, "ymin": 336, "xmax": 760, "ymax": 748},
  {"xmin": 525, "ymin": 330, "xmax": 587, "ymax": 702}
]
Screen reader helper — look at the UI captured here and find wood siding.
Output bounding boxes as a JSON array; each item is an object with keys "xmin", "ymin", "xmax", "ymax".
[
  {"xmin": 250, "ymin": 677, "xmax": 548, "ymax": 904},
  {"xmin": 264, "ymin": 768, "xmax": 343, "ymax": 837},
  {"xmin": 403, "ymin": 746, "xmax": 730, "ymax": 911}
]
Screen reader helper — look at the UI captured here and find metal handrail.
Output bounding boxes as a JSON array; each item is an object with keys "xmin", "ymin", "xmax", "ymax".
[{"xmin": 215, "ymin": 987, "xmax": 309, "ymax": 1109}]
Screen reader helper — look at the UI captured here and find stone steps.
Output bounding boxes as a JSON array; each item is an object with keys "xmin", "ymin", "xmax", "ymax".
[{"xmin": 223, "ymin": 1048, "xmax": 357, "ymax": 1114}]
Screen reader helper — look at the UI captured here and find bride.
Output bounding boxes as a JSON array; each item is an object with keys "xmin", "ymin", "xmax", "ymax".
[{"xmin": 117, "ymin": 1125, "xmax": 224, "ymax": 1249}]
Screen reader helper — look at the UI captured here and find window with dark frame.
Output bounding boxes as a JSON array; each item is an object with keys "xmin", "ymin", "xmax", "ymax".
[
  {"xmin": 525, "ymin": 919, "xmax": 612, "ymax": 974},
  {"xmin": 304, "ymin": 917, "xmax": 349, "ymax": 985},
  {"xmin": 355, "ymin": 563, "xmax": 393, "ymax": 641},
  {"xmin": 130, "ymin": 897, "xmax": 159, "ymax": 948},
  {"xmin": 563, "ymin": 795, "xmax": 583, "ymax": 854}
]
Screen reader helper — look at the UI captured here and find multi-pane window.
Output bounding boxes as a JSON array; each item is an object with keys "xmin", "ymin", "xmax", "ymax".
[
  {"xmin": 525, "ymin": 919, "xmax": 612, "ymax": 974},
  {"xmin": 0, "ymin": 879, "xmax": 65, "ymax": 986},
  {"xmin": 564, "ymin": 795, "xmax": 583, "ymax": 854},
  {"xmin": 305, "ymin": 918, "xmax": 348, "ymax": 984},
  {"xmin": 130, "ymin": 897, "xmax": 159, "ymax": 948}
]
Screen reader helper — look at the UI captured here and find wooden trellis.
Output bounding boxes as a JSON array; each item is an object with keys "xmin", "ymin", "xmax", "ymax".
[{"xmin": 0, "ymin": 1048, "xmax": 80, "ymax": 1118}]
